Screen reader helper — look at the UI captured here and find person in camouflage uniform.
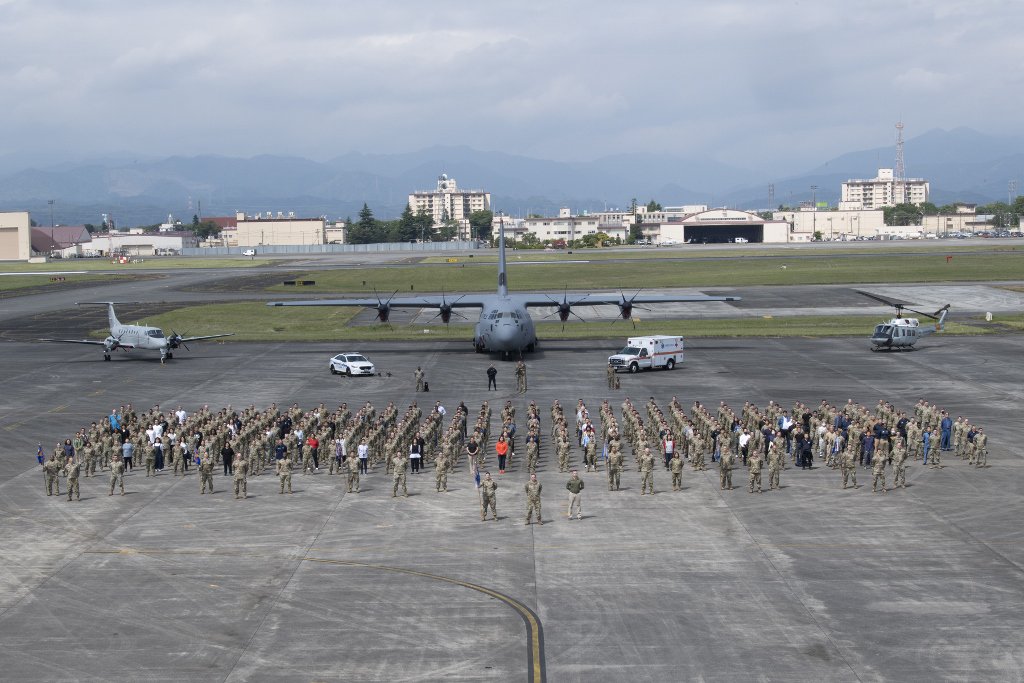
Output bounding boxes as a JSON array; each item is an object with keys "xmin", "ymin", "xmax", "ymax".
[
  {"xmin": 199, "ymin": 450, "xmax": 215, "ymax": 494},
  {"xmin": 233, "ymin": 453, "xmax": 248, "ymax": 499},
  {"xmin": 639, "ymin": 447, "xmax": 655, "ymax": 495},
  {"xmin": 43, "ymin": 449, "xmax": 62, "ymax": 496},
  {"xmin": 391, "ymin": 452, "xmax": 408, "ymax": 497},
  {"xmin": 345, "ymin": 453, "xmax": 360, "ymax": 493},
  {"xmin": 719, "ymin": 449, "xmax": 734, "ymax": 490},
  {"xmin": 608, "ymin": 440, "xmax": 623, "ymax": 491},
  {"xmin": 480, "ymin": 472, "xmax": 498, "ymax": 521},
  {"xmin": 872, "ymin": 449, "xmax": 887, "ymax": 494},
  {"xmin": 747, "ymin": 451, "xmax": 763, "ymax": 493},
  {"xmin": 841, "ymin": 447, "xmax": 857, "ymax": 489},
  {"xmin": 434, "ymin": 452, "xmax": 448, "ymax": 492},
  {"xmin": 64, "ymin": 456, "xmax": 81, "ymax": 501},
  {"xmin": 767, "ymin": 443, "xmax": 783, "ymax": 491},
  {"xmin": 669, "ymin": 452, "xmax": 684, "ymax": 491},
  {"xmin": 277, "ymin": 453, "xmax": 293, "ymax": 493},
  {"xmin": 524, "ymin": 473, "xmax": 542, "ymax": 525},
  {"xmin": 109, "ymin": 454, "xmax": 125, "ymax": 496}
]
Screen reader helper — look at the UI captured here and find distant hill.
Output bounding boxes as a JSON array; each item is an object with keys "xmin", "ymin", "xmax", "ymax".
[{"xmin": 1, "ymin": 129, "xmax": 1020, "ymax": 225}]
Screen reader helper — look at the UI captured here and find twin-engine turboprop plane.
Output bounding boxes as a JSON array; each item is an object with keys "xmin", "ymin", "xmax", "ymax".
[
  {"xmin": 269, "ymin": 222, "xmax": 741, "ymax": 357},
  {"xmin": 40, "ymin": 302, "xmax": 234, "ymax": 363}
]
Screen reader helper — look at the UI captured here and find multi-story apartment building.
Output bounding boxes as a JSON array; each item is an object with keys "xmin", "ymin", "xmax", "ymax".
[
  {"xmin": 408, "ymin": 175, "xmax": 491, "ymax": 229},
  {"xmin": 840, "ymin": 168, "xmax": 929, "ymax": 209}
]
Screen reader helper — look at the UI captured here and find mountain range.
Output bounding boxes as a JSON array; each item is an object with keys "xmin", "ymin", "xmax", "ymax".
[{"xmin": 1, "ymin": 128, "xmax": 1021, "ymax": 226}]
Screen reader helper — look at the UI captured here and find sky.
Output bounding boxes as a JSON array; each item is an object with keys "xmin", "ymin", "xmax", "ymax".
[{"xmin": 1, "ymin": 0, "xmax": 1021, "ymax": 175}]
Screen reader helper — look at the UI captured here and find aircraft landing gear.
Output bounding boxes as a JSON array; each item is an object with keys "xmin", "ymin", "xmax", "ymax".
[
  {"xmin": 166, "ymin": 352, "xmax": 173, "ymax": 359},
  {"xmin": 103, "ymin": 353, "xmax": 111, "ymax": 361}
]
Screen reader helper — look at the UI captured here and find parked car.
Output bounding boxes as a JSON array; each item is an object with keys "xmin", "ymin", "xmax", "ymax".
[
  {"xmin": 329, "ymin": 352, "xmax": 376, "ymax": 376},
  {"xmin": 242, "ymin": 248, "xmax": 257, "ymax": 257}
]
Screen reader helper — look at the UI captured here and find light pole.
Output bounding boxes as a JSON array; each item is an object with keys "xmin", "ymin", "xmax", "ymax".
[
  {"xmin": 826, "ymin": 216, "xmax": 833, "ymax": 241},
  {"xmin": 810, "ymin": 185, "xmax": 818, "ymax": 240},
  {"xmin": 48, "ymin": 199, "xmax": 55, "ymax": 243}
]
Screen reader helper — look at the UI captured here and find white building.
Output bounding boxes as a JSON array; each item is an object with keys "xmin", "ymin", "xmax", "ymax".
[
  {"xmin": 0, "ymin": 211, "xmax": 32, "ymax": 260},
  {"xmin": 233, "ymin": 211, "xmax": 326, "ymax": 247},
  {"xmin": 840, "ymin": 168, "xmax": 930, "ymax": 209},
  {"xmin": 408, "ymin": 175, "xmax": 491, "ymax": 235},
  {"xmin": 521, "ymin": 208, "xmax": 628, "ymax": 243},
  {"xmin": 773, "ymin": 209, "xmax": 886, "ymax": 241},
  {"xmin": 83, "ymin": 230, "xmax": 199, "ymax": 256}
]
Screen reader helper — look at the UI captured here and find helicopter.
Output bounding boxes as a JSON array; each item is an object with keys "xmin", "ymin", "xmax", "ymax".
[{"xmin": 857, "ymin": 291, "xmax": 950, "ymax": 351}]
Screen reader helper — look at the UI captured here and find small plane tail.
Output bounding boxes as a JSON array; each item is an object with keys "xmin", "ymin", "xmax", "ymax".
[
  {"xmin": 496, "ymin": 216, "xmax": 508, "ymax": 296},
  {"xmin": 77, "ymin": 301, "xmax": 134, "ymax": 330},
  {"xmin": 933, "ymin": 304, "xmax": 950, "ymax": 332}
]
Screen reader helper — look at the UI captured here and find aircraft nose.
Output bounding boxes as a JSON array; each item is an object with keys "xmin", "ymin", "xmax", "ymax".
[{"xmin": 494, "ymin": 323, "xmax": 518, "ymax": 348}]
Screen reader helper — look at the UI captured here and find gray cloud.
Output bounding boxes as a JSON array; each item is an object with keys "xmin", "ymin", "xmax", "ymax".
[{"xmin": 1, "ymin": 0, "xmax": 1021, "ymax": 175}]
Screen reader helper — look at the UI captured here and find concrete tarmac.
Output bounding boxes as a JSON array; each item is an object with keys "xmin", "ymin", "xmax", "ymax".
[{"xmin": 1, "ymin": 334, "xmax": 1022, "ymax": 682}]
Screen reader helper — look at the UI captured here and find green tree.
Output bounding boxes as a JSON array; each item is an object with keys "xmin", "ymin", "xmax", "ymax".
[
  {"xmin": 437, "ymin": 220, "xmax": 459, "ymax": 241},
  {"xmin": 191, "ymin": 220, "xmax": 221, "ymax": 240},
  {"xmin": 391, "ymin": 205, "xmax": 420, "ymax": 242},
  {"xmin": 469, "ymin": 210, "xmax": 494, "ymax": 242},
  {"xmin": 347, "ymin": 203, "xmax": 384, "ymax": 244},
  {"xmin": 628, "ymin": 223, "xmax": 644, "ymax": 244},
  {"xmin": 883, "ymin": 203, "xmax": 924, "ymax": 226},
  {"xmin": 519, "ymin": 233, "xmax": 542, "ymax": 248},
  {"xmin": 646, "ymin": 200, "xmax": 662, "ymax": 212}
]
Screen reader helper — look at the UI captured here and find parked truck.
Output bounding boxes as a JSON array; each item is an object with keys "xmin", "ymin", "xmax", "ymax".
[{"xmin": 608, "ymin": 335, "xmax": 684, "ymax": 373}]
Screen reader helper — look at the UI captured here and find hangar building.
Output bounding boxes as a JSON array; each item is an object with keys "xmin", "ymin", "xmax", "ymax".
[
  {"xmin": 656, "ymin": 208, "xmax": 789, "ymax": 244},
  {"xmin": 0, "ymin": 211, "xmax": 32, "ymax": 260}
]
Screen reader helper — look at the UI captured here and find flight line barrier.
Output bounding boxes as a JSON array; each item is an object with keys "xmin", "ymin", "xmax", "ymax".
[{"xmin": 181, "ymin": 240, "xmax": 482, "ymax": 256}]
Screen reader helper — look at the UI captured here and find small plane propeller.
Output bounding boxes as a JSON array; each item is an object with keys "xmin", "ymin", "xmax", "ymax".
[
  {"xmin": 543, "ymin": 287, "xmax": 588, "ymax": 331},
  {"xmin": 614, "ymin": 289, "xmax": 652, "ymax": 329},
  {"xmin": 168, "ymin": 330, "xmax": 191, "ymax": 351}
]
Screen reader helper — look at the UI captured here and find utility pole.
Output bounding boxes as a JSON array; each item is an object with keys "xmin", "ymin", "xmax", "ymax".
[
  {"xmin": 810, "ymin": 185, "xmax": 818, "ymax": 240},
  {"xmin": 47, "ymin": 199, "xmax": 55, "ymax": 251}
]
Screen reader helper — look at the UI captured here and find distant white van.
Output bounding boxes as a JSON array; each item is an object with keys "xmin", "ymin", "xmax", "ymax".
[
  {"xmin": 242, "ymin": 248, "xmax": 257, "ymax": 257},
  {"xmin": 733, "ymin": 237, "xmax": 749, "ymax": 243}
]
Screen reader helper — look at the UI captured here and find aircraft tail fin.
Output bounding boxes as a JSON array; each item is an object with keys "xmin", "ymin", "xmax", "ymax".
[
  {"xmin": 77, "ymin": 301, "xmax": 134, "ymax": 329},
  {"xmin": 933, "ymin": 304, "xmax": 950, "ymax": 332},
  {"xmin": 497, "ymin": 216, "xmax": 508, "ymax": 296}
]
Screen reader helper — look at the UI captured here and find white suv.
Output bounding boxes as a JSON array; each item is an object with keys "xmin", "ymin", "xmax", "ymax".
[{"xmin": 329, "ymin": 353, "xmax": 376, "ymax": 376}]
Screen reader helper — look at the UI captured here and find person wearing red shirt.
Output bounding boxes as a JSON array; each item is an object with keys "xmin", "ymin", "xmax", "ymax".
[
  {"xmin": 495, "ymin": 436, "xmax": 509, "ymax": 474},
  {"xmin": 306, "ymin": 435, "xmax": 320, "ymax": 471}
]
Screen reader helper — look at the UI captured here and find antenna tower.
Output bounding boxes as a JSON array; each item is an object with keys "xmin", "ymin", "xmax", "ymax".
[{"xmin": 894, "ymin": 120, "xmax": 906, "ymax": 204}]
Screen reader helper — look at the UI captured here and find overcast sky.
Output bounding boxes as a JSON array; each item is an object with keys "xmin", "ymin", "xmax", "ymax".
[{"xmin": 2, "ymin": 0, "xmax": 1021, "ymax": 174}]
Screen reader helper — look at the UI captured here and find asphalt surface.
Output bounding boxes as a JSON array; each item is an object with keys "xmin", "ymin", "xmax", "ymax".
[{"xmin": 1, "ymin": 330, "xmax": 1023, "ymax": 681}]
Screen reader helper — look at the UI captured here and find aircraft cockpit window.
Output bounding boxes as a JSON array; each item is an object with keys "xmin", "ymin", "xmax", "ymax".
[{"xmin": 147, "ymin": 329, "xmax": 165, "ymax": 338}]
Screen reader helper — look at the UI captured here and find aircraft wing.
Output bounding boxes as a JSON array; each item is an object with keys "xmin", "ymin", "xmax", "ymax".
[
  {"xmin": 268, "ymin": 296, "xmax": 489, "ymax": 308},
  {"xmin": 518, "ymin": 293, "xmax": 741, "ymax": 307},
  {"xmin": 38, "ymin": 338, "xmax": 137, "ymax": 349},
  {"xmin": 177, "ymin": 333, "xmax": 235, "ymax": 343}
]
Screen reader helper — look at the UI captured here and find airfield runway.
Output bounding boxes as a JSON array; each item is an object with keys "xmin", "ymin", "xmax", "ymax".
[{"xmin": 1, "ymin": 329, "xmax": 1023, "ymax": 681}]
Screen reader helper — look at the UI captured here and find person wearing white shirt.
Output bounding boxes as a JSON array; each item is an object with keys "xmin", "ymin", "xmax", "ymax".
[
  {"xmin": 738, "ymin": 430, "xmax": 751, "ymax": 465},
  {"xmin": 175, "ymin": 407, "xmax": 187, "ymax": 425},
  {"xmin": 357, "ymin": 441, "xmax": 369, "ymax": 474}
]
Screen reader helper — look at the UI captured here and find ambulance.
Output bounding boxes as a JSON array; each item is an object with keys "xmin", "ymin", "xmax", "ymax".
[{"xmin": 608, "ymin": 335, "xmax": 684, "ymax": 373}]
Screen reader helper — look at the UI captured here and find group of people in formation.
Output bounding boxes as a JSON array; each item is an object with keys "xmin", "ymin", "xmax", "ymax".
[{"xmin": 37, "ymin": 392, "xmax": 989, "ymax": 512}]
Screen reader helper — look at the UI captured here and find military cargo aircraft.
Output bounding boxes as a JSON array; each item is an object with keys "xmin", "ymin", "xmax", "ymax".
[{"xmin": 269, "ymin": 223, "xmax": 740, "ymax": 358}]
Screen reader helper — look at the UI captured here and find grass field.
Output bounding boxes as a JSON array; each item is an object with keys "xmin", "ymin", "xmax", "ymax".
[
  {"xmin": 267, "ymin": 252, "xmax": 1024, "ymax": 294},
  {"xmin": 0, "ymin": 273, "xmax": 130, "ymax": 294},
  {"xmin": 0, "ymin": 257, "xmax": 273, "ymax": 273},
  {"xmin": 421, "ymin": 243, "xmax": 1024, "ymax": 263},
  {"xmin": 127, "ymin": 302, "xmax": 992, "ymax": 343}
]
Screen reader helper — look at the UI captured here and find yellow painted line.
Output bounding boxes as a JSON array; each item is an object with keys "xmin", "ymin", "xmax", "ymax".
[
  {"xmin": 48, "ymin": 404, "xmax": 67, "ymax": 413},
  {"xmin": 306, "ymin": 557, "xmax": 546, "ymax": 682},
  {"xmin": 4, "ymin": 422, "xmax": 24, "ymax": 432}
]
